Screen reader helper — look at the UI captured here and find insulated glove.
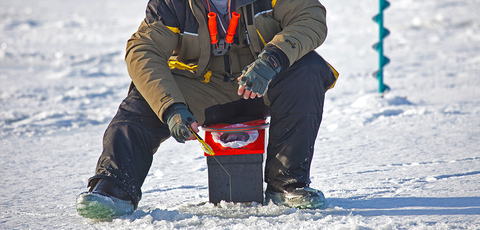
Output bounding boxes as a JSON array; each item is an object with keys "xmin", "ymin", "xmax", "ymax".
[
  {"xmin": 164, "ymin": 103, "xmax": 196, "ymax": 143},
  {"xmin": 238, "ymin": 50, "xmax": 282, "ymax": 96}
]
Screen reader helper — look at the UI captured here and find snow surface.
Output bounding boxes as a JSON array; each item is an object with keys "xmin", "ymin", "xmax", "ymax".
[{"xmin": 1, "ymin": 0, "xmax": 480, "ymax": 229}]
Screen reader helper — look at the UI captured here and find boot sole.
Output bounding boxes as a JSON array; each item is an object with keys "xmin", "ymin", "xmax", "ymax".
[
  {"xmin": 76, "ymin": 192, "xmax": 133, "ymax": 220},
  {"xmin": 265, "ymin": 189, "xmax": 326, "ymax": 209}
]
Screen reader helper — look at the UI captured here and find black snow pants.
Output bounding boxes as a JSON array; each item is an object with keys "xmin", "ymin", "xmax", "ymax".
[{"xmin": 87, "ymin": 51, "xmax": 336, "ymax": 208}]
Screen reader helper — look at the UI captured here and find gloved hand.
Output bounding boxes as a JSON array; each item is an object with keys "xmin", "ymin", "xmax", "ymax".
[
  {"xmin": 238, "ymin": 50, "xmax": 282, "ymax": 99},
  {"xmin": 164, "ymin": 103, "xmax": 197, "ymax": 143}
]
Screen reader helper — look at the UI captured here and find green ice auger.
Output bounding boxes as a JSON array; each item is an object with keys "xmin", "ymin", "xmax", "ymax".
[{"xmin": 373, "ymin": 0, "xmax": 391, "ymax": 93}]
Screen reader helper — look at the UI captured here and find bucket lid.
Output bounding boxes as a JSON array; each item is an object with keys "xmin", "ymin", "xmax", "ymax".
[{"xmin": 202, "ymin": 119, "xmax": 269, "ymax": 132}]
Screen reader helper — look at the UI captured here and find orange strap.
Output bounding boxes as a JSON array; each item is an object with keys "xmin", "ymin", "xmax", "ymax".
[
  {"xmin": 208, "ymin": 12, "xmax": 218, "ymax": 44},
  {"xmin": 206, "ymin": 0, "xmax": 240, "ymax": 46},
  {"xmin": 225, "ymin": 12, "xmax": 240, "ymax": 44}
]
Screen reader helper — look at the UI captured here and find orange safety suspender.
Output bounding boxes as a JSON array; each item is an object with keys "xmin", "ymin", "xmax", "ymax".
[{"xmin": 205, "ymin": 0, "xmax": 241, "ymax": 56}]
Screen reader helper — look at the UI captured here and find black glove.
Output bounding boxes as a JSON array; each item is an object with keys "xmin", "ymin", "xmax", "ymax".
[
  {"xmin": 238, "ymin": 50, "xmax": 282, "ymax": 96},
  {"xmin": 164, "ymin": 103, "xmax": 196, "ymax": 143}
]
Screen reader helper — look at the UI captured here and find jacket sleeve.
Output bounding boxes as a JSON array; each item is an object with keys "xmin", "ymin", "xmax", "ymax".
[
  {"xmin": 268, "ymin": 0, "xmax": 327, "ymax": 66},
  {"xmin": 125, "ymin": 19, "xmax": 184, "ymax": 122}
]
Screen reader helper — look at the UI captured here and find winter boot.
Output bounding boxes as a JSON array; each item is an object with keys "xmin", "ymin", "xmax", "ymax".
[
  {"xmin": 265, "ymin": 185, "xmax": 326, "ymax": 209},
  {"xmin": 76, "ymin": 179, "xmax": 134, "ymax": 220}
]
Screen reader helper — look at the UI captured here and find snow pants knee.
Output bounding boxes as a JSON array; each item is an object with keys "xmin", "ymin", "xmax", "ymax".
[
  {"xmin": 264, "ymin": 51, "xmax": 336, "ymax": 191},
  {"xmin": 87, "ymin": 51, "xmax": 336, "ymax": 207}
]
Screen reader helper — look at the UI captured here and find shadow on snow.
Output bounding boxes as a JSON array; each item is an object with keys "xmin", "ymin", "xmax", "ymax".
[{"xmin": 328, "ymin": 197, "xmax": 480, "ymax": 216}]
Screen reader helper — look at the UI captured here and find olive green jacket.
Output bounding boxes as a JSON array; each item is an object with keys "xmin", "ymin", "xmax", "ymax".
[{"xmin": 125, "ymin": 0, "xmax": 328, "ymax": 122}]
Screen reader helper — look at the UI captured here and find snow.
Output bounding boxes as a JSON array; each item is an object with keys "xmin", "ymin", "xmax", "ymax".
[{"xmin": 1, "ymin": 0, "xmax": 479, "ymax": 229}]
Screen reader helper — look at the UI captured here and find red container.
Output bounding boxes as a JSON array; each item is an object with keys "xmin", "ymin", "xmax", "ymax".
[{"xmin": 202, "ymin": 119, "xmax": 268, "ymax": 156}]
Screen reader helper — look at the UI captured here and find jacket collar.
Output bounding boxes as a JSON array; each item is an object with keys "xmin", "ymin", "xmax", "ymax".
[{"xmin": 236, "ymin": 0, "xmax": 256, "ymax": 9}]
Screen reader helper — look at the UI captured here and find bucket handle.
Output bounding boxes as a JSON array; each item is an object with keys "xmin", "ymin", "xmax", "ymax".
[{"xmin": 202, "ymin": 123, "xmax": 269, "ymax": 132}]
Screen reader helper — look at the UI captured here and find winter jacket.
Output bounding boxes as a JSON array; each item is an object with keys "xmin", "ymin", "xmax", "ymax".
[{"xmin": 125, "ymin": 0, "xmax": 329, "ymax": 122}]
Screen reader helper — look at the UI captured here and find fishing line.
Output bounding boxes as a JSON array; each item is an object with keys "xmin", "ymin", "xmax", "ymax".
[
  {"xmin": 189, "ymin": 126, "xmax": 232, "ymax": 201},
  {"xmin": 211, "ymin": 155, "xmax": 232, "ymax": 202}
]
